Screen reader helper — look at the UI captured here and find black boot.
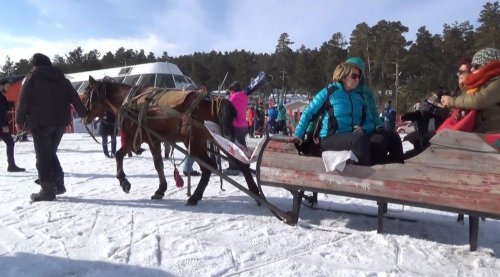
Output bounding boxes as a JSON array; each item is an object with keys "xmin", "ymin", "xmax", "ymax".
[
  {"xmin": 34, "ymin": 172, "xmax": 66, "ymax": 195},
  {"xmin": 30, "ymin": 181, "xmax": 56, "ymax": 202}
]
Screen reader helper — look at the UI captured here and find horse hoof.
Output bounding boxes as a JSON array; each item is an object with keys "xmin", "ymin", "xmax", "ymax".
[
  {"xmin": 151, "ymin": 192, "xmax": 164, "ymax": 200},
  {"xmin": 186, "ymin": 198, "xmax": 198, "ymax": 206},
  {"xmin": 120, "ymin": 180, "xmax": 131, "ymax": 193}
]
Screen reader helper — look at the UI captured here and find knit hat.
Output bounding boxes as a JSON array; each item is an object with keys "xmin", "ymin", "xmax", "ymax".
[
  {"xmin": 32, "ymin": 53, "xmax": 52, "ymax": 66},
  {"xmin": 471, "ymin": 48, "xmax": 500, "ymax": 67},
  {"xmin": 345, "ymin": 57, "xmax": 366, "ymax": 74}
]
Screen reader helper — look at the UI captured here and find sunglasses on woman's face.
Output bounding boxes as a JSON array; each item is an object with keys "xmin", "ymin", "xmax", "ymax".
[
  {"xmin": 456, "ymin": 69, "xmax": 470, "ymax": 76},
  {"xmin": 350, "ymin": 73, "xmax": 361, "ymax": 80}
]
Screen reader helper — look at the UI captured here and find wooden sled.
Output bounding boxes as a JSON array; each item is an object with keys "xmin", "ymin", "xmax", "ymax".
[{"xmin": 256, "ymin": 130, "xmax": 500, "ymax": 251}]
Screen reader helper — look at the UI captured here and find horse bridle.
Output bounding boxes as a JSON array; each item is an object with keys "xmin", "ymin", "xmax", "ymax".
[{"xmin": 82, "ymin": 80, "xmax": 113, "ymax": 144}]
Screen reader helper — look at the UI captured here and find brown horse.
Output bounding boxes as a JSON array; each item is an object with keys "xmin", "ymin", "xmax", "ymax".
[{"xmin": 81, "ymin": 76, "xmax": 260, "ymax": 205}]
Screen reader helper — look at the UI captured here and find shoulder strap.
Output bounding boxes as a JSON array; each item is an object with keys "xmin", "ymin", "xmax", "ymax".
[
  {"xmin": 355, "ymin": 91, "xmax": 367, "ymax": 126},
  {"xmin": 312, "ymin": 84, "xmax": 337, "ymax": 139}
]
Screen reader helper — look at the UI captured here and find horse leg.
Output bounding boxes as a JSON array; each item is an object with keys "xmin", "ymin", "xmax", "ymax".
[
  {"xmin": 186, "ymin": 165, "xmax": 212, "ymax": 206},
  {"xmin": 186, "ymin": 147, "xmax": 215, "ymax": 206},
  {"xmin": 150, "ymin": 142, "xmax": 168, "ymax": 200},
  {"xmin": 115, "ymin": 145, "xmax": 132, "ymax": 193}
]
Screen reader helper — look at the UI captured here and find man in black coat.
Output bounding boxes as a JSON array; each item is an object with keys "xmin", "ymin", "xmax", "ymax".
[
  {"xmin": 16, "ymin": 53, "xmax": 87, "ymax": 201},
  {"xmin": 0, "ymin": 79, "xmax": 25, "ymax": 172}
]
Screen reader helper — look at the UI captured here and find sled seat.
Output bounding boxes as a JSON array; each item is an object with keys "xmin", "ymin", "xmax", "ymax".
[{"xmin": 256, "ymin": 130, "xmax": 500, "ymax": 251}]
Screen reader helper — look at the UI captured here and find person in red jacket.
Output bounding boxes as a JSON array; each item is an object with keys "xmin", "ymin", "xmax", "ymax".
[{"xmin": 246, "ymin": 105, "xmax": 255, "ymax": 137}]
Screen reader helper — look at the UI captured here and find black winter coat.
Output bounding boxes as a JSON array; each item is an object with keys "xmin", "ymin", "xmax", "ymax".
[{"xmin": 16, "ymin": 66, "xmax": 86, "ymax": 129}]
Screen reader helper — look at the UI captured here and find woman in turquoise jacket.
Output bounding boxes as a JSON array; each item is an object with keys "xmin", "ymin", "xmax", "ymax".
[
  {"xmin": 294, "ymin": 62, "xmax": 374, "ymax": 165},
  {"xmin": 345, "ymin": 57, "xmax": 404, "ymax": 164}
]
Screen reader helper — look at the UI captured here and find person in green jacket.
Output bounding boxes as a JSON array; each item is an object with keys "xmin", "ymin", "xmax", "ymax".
[{"xmin": 345, "ymin": 57, "xmax": 404, "ymax": 164}]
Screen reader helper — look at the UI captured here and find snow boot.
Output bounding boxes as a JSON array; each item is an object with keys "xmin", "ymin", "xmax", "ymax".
[
  {"xmin": 34, "ymin": 172, "xmax": 66, "ymax": 195},
  {"xmin": 30, "ymin": 182, "xmax": 56, "ymax": 202}
]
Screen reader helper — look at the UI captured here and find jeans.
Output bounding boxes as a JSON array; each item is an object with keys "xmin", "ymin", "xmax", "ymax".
[
  {"xmin": 102, "ymin": 134, "xmax": 117, "ymax": 156},
  {"xmin": 183, "ymin": 156, "xmax": 195, "ymax": 173}
]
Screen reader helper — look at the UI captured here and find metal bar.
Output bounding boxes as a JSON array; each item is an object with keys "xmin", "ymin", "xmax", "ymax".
[
  {"xmin": 377, "ymin": 201, "xmax": 385, "ymax": 234},
  {"xmin": 120, "ymin": 111, "xmax": 293, "ymax": 222},
  {"xmin": 469, "ymin": 215, "xmax": 479, "ymax": 251}
]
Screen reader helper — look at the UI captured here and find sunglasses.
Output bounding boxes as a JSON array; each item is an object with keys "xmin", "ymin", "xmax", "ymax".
[
  {"xmin": 350, "ymin": 73, "xmax": 361, "ymax": 80},
  {"xmin": 456, "ymin": 69, "xmax": 470, "ymax": 76}
]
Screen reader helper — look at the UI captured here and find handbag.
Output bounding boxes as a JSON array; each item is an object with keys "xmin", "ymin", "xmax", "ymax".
[{"xmin": 436, "ymin": 108, "xmax": 476, "ymax": 133}]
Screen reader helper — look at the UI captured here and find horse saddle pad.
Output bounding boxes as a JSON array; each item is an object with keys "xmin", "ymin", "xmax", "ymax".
[{"xmin": 138, "ymin": 87, "xmax": 197, "ymax": 111}]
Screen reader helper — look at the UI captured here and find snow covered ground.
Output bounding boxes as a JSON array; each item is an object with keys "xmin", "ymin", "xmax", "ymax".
[{"xmin": 0, "ymin": 133, "xmax": 499, "ymax": 276}]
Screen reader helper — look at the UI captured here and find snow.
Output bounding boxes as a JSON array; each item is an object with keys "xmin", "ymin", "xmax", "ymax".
[{"xmin": 0, "ymin": 133, "xmax": 499, "ymax": 276}]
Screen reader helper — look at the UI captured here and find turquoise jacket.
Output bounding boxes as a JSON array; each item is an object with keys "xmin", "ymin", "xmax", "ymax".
[
  {"xmin": 277, "ymin": 103, "xmax": 287, "ymax": 121},
  {"xmin": 294, "ymin": 81, "xmax": 374, "ymax": 138},
  {"xmin": 346, "ymin": 57, "xmax": 385, "ymax": 130}
]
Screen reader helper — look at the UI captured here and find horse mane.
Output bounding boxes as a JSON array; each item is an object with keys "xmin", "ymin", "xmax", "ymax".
[{"xmin": 218, "ymin": 98, "xmax": 236, "ymax": 140}]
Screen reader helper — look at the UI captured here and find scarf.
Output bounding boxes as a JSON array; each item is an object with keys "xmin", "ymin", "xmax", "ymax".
[{"xmin": 465, "ymin": 60, "xmax": 500, "ymax": 95}]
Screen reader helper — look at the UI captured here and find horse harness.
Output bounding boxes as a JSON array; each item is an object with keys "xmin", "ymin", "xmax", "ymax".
[{"xmin": 118, "ymin": 86, "xmax": 219, "ymax": 151}]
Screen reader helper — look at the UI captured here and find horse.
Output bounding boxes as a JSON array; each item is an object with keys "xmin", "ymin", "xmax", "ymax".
[{"xmin": 81, "ymin": 76, "xmax": 260, "ymax": 205}]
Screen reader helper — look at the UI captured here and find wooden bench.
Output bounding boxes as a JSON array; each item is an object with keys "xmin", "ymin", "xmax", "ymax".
[{"xmin": 256, "ymin": 130, "xmax": 500, "ymax": 251}]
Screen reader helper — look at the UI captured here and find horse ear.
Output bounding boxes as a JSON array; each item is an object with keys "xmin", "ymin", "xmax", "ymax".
[{"xmin": 89, "ymin": 76, "xmax": 96, "ymax": 86}]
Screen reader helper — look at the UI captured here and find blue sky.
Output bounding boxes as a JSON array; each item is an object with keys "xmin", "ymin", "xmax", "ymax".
[{"xmin": 0, "ymin": 0, "xmax": 490, "ymax": 66}]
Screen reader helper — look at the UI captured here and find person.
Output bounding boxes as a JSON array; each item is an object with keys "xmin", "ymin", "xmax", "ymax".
[
  {"xmin": 99, "ymin": 110, "xmax": 117, "ymax": 158},
  {"xmin": 253, "ymin": 104, "xmax": 264, "ymax": 137},
  {"xmin": 276, "ymin": 100, "xmax": 287, "ymax": 135},
  {"xmin": 456, "ymin": 57, "xmax": 473, "ymax": 94},
  {"xmin": 288, "ymin": 111, "xmax": 300, "ymax": 134},
  {"xmin": 223, "ymin": 81, "xmax": 248, "ymax": 175},
  {"xmin": 182, "ymin": 83, "xmax": 209, "ymax": 176},
  {"xmin": 15, "ymin": 53, "xmax": 86, "ymax": 201},
  {"xmin": 0, "ymin": 80, "xmax": 25, "ymax": 172},
  {"xmin": 266, "ymin": 103, "xmax": 277, "ymax": 134},
  {"xmin": 346, "ymin": 57, "xmax": 404, "ymax": 164},
  {"xmin": 383, "ymin": 100, "xmax": 396, "ymax": 132},
  {"xmin": 294, "ymin": 62, "xmax": 374, "ymax": 165},
  {"xmin": 246, "ymin": 105, "xmax": 255, "ymax": 137},
  {"xmin": 440, "ymin": 47, "xmax": 500, "ymax": 133}
]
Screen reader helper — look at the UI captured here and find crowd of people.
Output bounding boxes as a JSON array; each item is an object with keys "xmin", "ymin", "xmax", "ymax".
[{"xmin": 2, "ymin": 47, "xmax": 499, "ymax": 201}]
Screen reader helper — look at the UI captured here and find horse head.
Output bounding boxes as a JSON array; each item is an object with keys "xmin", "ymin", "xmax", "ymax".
[{"xmin": 81, "ymin": 76, "xmax": 112, "ymax": 124}]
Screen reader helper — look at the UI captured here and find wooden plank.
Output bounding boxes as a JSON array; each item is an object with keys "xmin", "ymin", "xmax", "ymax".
[
  {"xmin": 259, "ymin": 167, "xmax": 500, "ymax": 216},
  {"xmin": 260, "ymin": 151, "xmax": 500, "ymax": 194},
  {"xmin": 406, "ymin": 145, "xmax": 500, "ymax": 174},
  {"xmin": 430, "ymin": 129, "xmax": 499, "ymax": 153}
]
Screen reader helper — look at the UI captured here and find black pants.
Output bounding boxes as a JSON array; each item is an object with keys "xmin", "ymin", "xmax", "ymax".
[
  {"xmin": 0, "ymin": 131, "xmax": 16, "ymax": 167},
  {"xmin": 369, "ymin": 130, "xmax": 404, "ymax": 165},
  {"xmin": 227, "ymin": 126, "xmax": 248, "ymax": 170},
  {"xmin": 320, "ymin": 132, "xmax": 372, "ymax": 166},
  {"xmin": 31, "ymin": 126, "xmax": 65, "ymax": 183}
]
